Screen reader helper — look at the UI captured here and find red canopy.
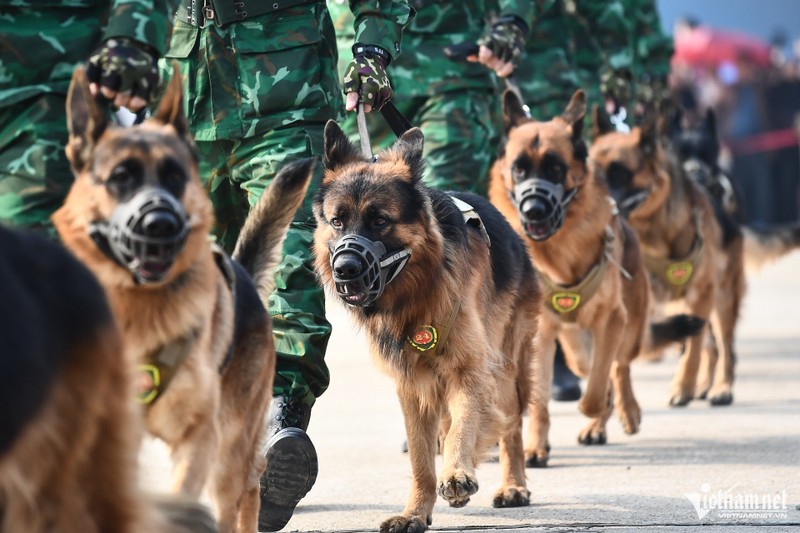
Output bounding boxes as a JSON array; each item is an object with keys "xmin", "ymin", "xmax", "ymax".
[{"xmin": 672, "ymin": 26, "xmax": 772, "ymax": 68}]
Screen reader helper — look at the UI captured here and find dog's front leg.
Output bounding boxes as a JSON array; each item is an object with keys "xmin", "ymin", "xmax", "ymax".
[
  {"xmin": 167, "ymin": 416, "xmax": 220, "ymax": 499},
  {"xmin": 669, "ymin": 288, "xmax": 714, "ymax": 406},
  {"xmin": 577, "ymin": 310, "xmax": 625, "ymax": 445},
  {"xmin": 380, "ymin": 381, "xmax": 440, "ymax": 533},
  {"xmin": 525, "ymin": 322, "xmax": 557, "ymax": 467}
]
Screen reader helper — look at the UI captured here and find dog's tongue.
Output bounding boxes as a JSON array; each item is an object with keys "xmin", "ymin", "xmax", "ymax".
[{"xmin": 137, "ymin": 261, "xmax": 172, "ymax": 283}]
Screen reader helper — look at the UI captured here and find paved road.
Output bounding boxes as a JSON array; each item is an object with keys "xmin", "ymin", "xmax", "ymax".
[{"xmin": 141, "ymin": 252, "xmax": 800, "ymax": 532}]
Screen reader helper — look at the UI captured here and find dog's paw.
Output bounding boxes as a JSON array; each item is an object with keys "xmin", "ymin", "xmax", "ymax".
[
  {"xmin": 708, "ymin": 385, "xmax": 733, "ymax": 406},
  {"xmin": 524, "ymin": 447, "xmax": 549, "ymax": 468},
  {"xmin": 577, "ymin": 423, "xmax": 607, "ymax": 445},
  {"xmin": 379, "ymin": 514, "xmax": 429, "ymax": 533},
  {"xmin": 437, "ymin": 469, "xmax": 478, "ymax": 508},
  {"xmin": 617, "ymin": 401, "xmax": 641, "ymax": 435},
  {"xmin": 492, "ymin": 486, "xmax": 530, "ymax": 508},
  {"xmin": 668, "ymin": 387, "xmax": 694, "ymax": 407}
]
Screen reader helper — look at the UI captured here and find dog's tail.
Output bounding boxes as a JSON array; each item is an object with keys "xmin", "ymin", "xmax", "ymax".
[
  {"xmin": 742, "ymin": 222, "xmax": 800, "ymax": 273},
  {"xmin": 232, "ymin": 158, "xmax": 315, "ymax": 302},
  {"xmin": 645, "ymin": 314, "xmax": 706, "ymax": 353}
]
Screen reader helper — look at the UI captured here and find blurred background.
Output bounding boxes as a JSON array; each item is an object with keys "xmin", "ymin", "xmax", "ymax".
[{"xmin": 658, "ymin": 0, "xmax": 800, "ymax": 225}]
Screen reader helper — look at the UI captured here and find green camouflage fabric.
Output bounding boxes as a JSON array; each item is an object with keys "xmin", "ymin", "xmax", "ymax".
[
  {"xmin": 514, "ymin": 0, "xmax": 671, "ymax": 127},
  {"xmin": 164, "ymin": 1, "xmax": 411, "ymax": 141},
  {"xmin": 87, "ymin": 37, "xmax": 160, "ymax": 100},
  {"xmin": 342, "ymin": 53, "xmax": 392, "ymax": 110},
  {"xmin": 195, "ymin": 127, "xmax": 329, "ymax": 405},
  {"xmin": 331, "ymin": 0, "xmax": 533, "ymax": 194},
  {"xmin": 165, "ymin": 0, "xmax": 412, "ymax": 405},
  {"xmin": 331, "ymin": 0, "xmax": 535, "ymax": 98},
  {"xmin": 0, "ymin": 0, "xmax": 175, "ymax": 232},
  {"xmin": 476, "ymin": 16, "xmax": 527, "ymax": 66}
]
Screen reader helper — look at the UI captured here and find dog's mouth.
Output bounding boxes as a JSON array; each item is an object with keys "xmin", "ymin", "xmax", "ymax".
[
  {"xmin": 340, "ymin": 282, "xmax": 370, "ymax": 305},
  {"xmin": 134, "ymin": 259, "xmax": 175, "ymax": 283},
  {"xmin": 523, "ymin": 220, "xmax": 553, "ymax": 240}
]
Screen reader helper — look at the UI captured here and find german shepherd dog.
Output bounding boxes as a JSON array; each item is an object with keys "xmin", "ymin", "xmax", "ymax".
[
  {"xmin": 313, "ymin": 121, "xmax": 540, "ymax": 532},
  {"xmin": 0, "ymin": 224, "xmax": 217, "ymax": 533},
  {"xmin": 488, "ymin": 90, "xmax": 703, "ymax": 461},
  {"xmin": 52, "ymin": 67, "xmax": 313, "ymax": 532},
  {"xmin": 669, "ymin": 107, "xmax": 800, "ymax": 274},
  {"xmin": 589, "ymin": 106, "xmax": 743, "ymax": 406}
]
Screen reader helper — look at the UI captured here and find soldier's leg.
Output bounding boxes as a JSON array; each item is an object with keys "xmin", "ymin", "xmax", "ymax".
[
  {"xmin": 416, "ymin": 90, "xmax": 496, "ymax": 195},
  {"xmin": 0, "ymin": 95, "xmax": 72, "ymax": 235},
  {"xmin": 205, "ymin": 124, "xmax": 329, "ymax": 532}
]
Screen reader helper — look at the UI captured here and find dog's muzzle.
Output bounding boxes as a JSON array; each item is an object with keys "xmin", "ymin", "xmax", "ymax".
[
  {"xmin": 512, "ymin": 178, "xmax": 577, "ymax": 241},
  {"xmin": 330, "ymin": 234, "xmax": 411, "ymax": 307},
  {"xmin": 90, "ymin": 187, "xmax": 190, "ymax": 284}
]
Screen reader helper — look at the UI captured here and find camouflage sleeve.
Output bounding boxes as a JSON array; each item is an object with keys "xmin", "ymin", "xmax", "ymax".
[
  {"xmin": 348, "ymin": 0, "xmax": 414, "ymax": 61},
  {"xmin": 498, "ymin": 0, "xmax": 538, "ymax": 33},
  {"xmin": 102, "ymin": 0, "xmax": 176, "ymax": 56},
  {"xmin": 630, "ymin": 0, "xmax": 673, "ymax": 79}
]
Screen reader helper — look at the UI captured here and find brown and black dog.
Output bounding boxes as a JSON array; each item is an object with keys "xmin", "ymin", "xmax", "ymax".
[
  {"xmin": 313, "ymin": 121, "xmax": 540, "ymax": 532},
  {"xmin": 0, "ymin": 223, "xmax": 217, "ymax": 533},
  {"xmin": 53, "ymin": 67, "xmax": 313, "ymax": 532},
  {"xmin": 489, "ymin": 90, "xmax": 703, "ymax": 463},
  {"xmin": 589, "ymin": 105, "xmax": 744, "ymax": 407}
]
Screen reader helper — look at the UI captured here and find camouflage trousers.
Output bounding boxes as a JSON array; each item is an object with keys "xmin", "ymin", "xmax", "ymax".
[
  {"xmin": 0, "ymin": 94, "xmax": 72, "ymax": 234},
  {"xmin": 343, "ymin": 89, "xmax": 499, "ymax": 195},
  {"xmin": 197, "ymin": 123, "xmax": 330, "ymax": 407}
]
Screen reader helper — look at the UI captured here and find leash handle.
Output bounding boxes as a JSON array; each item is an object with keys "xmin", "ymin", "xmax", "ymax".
[{"xmin": 356, "ymin": 103, "xmax": 373, "ymax": 159}]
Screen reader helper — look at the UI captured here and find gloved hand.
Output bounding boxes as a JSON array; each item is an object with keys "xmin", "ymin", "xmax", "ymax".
[
  {"xmin": 473, "ymin": 15, "xmax": 527, "ymax": 78},
  {"xmin": 86, "ymin": 37, "xmax": 159, "ymax": 112},
  {"xmin": 600, "ymin": 66, "xmax": 633, "ymax": 113},
  {"xmin": 343, "ymin": 44, "xmax": 392, "ymax": 112}
]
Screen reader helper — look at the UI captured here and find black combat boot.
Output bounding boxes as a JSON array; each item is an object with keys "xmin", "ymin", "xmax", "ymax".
[
  {"xmin": 258, "ymin": 396, "xmax": 318, "ymax": 532},
  {"xmin": 551, "ymin": 342, "xmax": 582, "ymax": 401}
]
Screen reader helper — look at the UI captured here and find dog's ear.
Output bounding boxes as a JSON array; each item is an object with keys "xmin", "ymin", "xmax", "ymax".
[
  {"xmin": 562, "ymin": 89, "xmax": 587, "ymax": 153},
  {"xmin": 591, "ymin": 104, "xmax": 615, "ymax": 139},
  {"xmin": 151, "ymin": 62, "xmax": 190, "ymax": 141},
  {"xmin": 502, "ymin": 89, "xmax": 529, "ymax": 131},
  {"xmin": 390, "ymin": 127, "xmax": 425, "ymax": 181},
  {"xmin": 639, "ymin": 113, "xmax": 659, "ymax": 158},
  {"xmin": 66, "ymin": 66, "xmax": 109, "ymax": 173},
  {"xmin": 323, "ymin": 119, "xmax": 361, "ymax": 171}
]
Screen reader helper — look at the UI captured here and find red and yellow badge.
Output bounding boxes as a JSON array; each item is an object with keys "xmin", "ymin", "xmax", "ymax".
[
  {"xmin": 407, "ymin": 325, "xmax": 439, "ymax": 352},
  {"xmin": 666, "ymin": 261, "xmax": 693, "ymax": 286},
  {"xmin": 551, "ymin": 292, "xmax": 581, "ymax": 314},
  {"xmin": 136, "ymin": 364, "xmax": 161, "ymax": 405}
]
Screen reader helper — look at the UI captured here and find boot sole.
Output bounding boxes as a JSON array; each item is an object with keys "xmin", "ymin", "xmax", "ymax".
[{"xmin": 258, "ymin": 427, "xmax": 318, "ymax": 532}]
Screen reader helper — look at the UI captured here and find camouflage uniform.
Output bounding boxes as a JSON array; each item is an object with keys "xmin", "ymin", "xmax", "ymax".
[
  {"xmin": 330, "ymin": 0, "xmax": 535, "ymax": 196},
  {"xmin": 163, "ymin": 0, "xmax": 413, "ymax": 406},
  {"xmin": 0, "ymin": 0, "xmax": 173, "ymax": 233},
  {"xmin": 515, "ymin": 0, "xmax": 671, "ymax": 126}
]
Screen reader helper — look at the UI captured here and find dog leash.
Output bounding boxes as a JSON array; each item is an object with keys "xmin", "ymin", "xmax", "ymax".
[{"xmin": 356, "ymin": 100, "xmax": 416, "ymax": 159}]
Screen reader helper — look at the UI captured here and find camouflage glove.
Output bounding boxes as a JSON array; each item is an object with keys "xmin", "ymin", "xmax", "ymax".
[
  {"xmin": 600, "ymin": 66, "xmax": 633, "ymax": 111},
  {"xmin": 86, "ymin": 37, "xmax": 159, "ymax": 104},
  {"xmin": 343, "ymin": 44, "xmax": 392, "ymax": 111},
  {"xmin": 476, "ymin": 15, "xmax": 527, "ymax": 66}
]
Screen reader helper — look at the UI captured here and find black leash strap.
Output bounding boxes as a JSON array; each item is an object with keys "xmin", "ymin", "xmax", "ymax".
[{"xmin": 379, "ymin": 101, "xmax": 413, "ymax": 137}]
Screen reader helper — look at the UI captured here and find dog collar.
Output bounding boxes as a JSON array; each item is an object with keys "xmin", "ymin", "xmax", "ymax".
[
  {"xmin": 407, "ymin": 298, "xmax": 461, "ymax": 356},
  {"xmin": 538, "ymin": 225, "xmax": 619, "ymax": 322},
  {"xmin": 136, "ymin": 327, "xmax": 200, "ymax": 406},
  {"xmin": 643, "ymin": 228, "xmax": 704, "ymax": 299}
]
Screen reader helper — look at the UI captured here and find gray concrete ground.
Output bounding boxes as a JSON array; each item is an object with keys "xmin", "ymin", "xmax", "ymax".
[{"xmin": 141, "ymin": 252, "xmax": 800, "ymax": 532}]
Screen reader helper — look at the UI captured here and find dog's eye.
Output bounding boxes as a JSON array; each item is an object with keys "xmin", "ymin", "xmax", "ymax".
[
  {"xmin": 159, "ymin": 159, "xmax": 187, "ymax": 198},
  {"xmin": 373, "ymin": 216, "xmax": 388, "ymax": 228},
  {"xmin": 606, "ymin": 162, "xmax": 634, "ymax": 189},
  {"xmin": 540, "ymin": 154, "xmax": 565, "ymax": 182},
  {"xmin": 106, "ymin": 161, "xmax": 143, "ymax": 198},
  {"xmin": 330, "ymin": 217, "xmax": 343, "ymax": 229}
]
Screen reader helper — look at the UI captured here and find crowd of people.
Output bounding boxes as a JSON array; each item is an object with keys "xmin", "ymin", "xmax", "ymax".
[{"xmin": 671, "ymin": 18, "xmax": 800, "ymax": 225}]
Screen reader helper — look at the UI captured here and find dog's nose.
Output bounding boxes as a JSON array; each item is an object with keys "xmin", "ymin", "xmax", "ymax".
[
  {"xmin": 333, "ymin": 253, "xmax": 364, "ymax": 280},
  {"xmin": 141, "ymin": 210, "xmax": 181, "ymax": 238},
  {"xmin": 521, "ymin": 197, "xmax": 549, "ymax": 221}
]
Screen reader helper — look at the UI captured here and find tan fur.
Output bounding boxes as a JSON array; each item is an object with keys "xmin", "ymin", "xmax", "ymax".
[
  {"xmin": 589, "ymin": 109, "xmax": 745, "ymax": 406},
  {"xmin": 53, "ymin": 67, "xmax": 311, "ymax": 532},
  {"xmin": 489, "ymin": 90, "xmax": 651, "ymax": 457},
  {"xmin": 0, "ymin": 228, "xmax": 217, "ymax": 533},
  {"xmin": 313, "ymin": 122, "xmax": 541, "ymax": 533}
]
